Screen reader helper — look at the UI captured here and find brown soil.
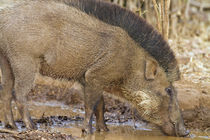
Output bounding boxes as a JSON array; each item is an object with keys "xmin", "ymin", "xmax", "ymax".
[
  {"xmin": 175, "ymin": 81, "xmax": 210, "ymax": 131},
  {"xmin": 0, "ymin": 129, "xmax": 74, "ymax": 140}
]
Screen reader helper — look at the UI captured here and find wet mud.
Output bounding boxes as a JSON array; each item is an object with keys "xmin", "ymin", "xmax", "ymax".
[
  {"xmin": 0, "ymin": 80, "xmax": 209, "ymax": 139},
  {"xmin": 0, "ymin": 115, "xmax": 209, "ymax": 140}
]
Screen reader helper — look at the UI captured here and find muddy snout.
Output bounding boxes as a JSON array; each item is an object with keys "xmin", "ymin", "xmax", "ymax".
[
  {"xmin": 175, "ymin": 119, "xmax": 190, "ymax": 137},
  {"xmin": 161, "ymin": 119, "xmax": 190, "ymax": 137},
  {"xmin": 161, "ymin": 122, "xmax": 190, "ymax": 137}
]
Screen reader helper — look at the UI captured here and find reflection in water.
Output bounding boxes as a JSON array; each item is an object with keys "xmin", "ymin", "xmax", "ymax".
[{"xmin": 50, "ymin": 123, "xmax": 210, "ymax": 140}]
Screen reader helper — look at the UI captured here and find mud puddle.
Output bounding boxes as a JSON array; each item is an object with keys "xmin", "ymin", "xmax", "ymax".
[
  {"xmin": 0, "ymin": 81, "xmax": 209, "ymax": 140},
  {"xmin": 0, "ymin": 118, "xmax": 209, "ymax": 140},
  {"xmin": 51, "ymin": 126, "xmax": 210, "ymax": 140},
  {"xmin": 37, "ymin": 115, "xmax": 210, "ymax": 140},
  {"xmin": 0, "ymin": 100, "xmax": 209, "ymax": 139}
]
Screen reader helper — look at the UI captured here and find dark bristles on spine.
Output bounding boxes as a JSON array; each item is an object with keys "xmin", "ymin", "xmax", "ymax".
[{"xmin": 57, "ymin": 0, "xmax": 180, "ymax": 81}]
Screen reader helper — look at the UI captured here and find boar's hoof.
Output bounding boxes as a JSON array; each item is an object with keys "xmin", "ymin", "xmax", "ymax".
[
  {"xmin": 5, "ymin": 123, "xmax": 18, "ymax": 130},
  {"xmin": 81, "ymin": 126, "xmax": 93, "ymax": 135},
  {"xmin": 25, "ymin": 120, "xmax": 37, "ymax": 130},
  {"xmin": 96, "ymin": 124, "xmax": 109, "ymax": 132},
  {"xmin": 27, "ymin": 122, "xmax": 37, "ymax": 130}
]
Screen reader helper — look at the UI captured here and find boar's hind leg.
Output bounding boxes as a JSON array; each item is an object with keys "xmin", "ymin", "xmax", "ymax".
[
  {"xmin": 12, "ymin": 56, "xmax": 37, "ymax": 129},
  {"xmin": 0, "ymin": 53, "xmax": 17, "ymax": 129},
  {"xmin": 95, "ymin": 95, "xmax": 109, "ymax": 132}
]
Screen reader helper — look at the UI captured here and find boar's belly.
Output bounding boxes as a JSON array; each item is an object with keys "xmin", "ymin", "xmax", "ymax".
[{"xmin": 39, "ymin": 49, "xmax": 100, "ymax": 79}]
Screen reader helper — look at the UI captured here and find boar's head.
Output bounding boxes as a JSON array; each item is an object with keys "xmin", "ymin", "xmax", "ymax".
[{"xmin": 122, "ymin": 56, "xmax": 189, "ymax": 137}]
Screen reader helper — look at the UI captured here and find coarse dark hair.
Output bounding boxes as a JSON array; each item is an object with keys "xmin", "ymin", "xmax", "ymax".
[{"xmin": 57, "ymin": 0, "xmax": 180, "ymax": 81}]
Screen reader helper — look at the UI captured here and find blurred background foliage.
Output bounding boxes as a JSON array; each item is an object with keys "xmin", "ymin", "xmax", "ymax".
[
  {"xmin": 105, "ymin": 0, "xmax": 210, "ymax": 84},
  {"xmin": 105, "ymin": 0, "xmax": 210, "ymax": 38}
]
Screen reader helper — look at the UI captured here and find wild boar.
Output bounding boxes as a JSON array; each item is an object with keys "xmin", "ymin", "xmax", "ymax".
[{"xmin": 0, "ymin": 0, "xmax": 189, "ymax": 136}]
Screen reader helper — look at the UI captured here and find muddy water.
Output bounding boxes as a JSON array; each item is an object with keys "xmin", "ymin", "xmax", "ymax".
[
  {"xmin": 2, "ymin": 118, "xmax": 208, "ymax": 140},
  {"xmin": 32, "ymin": 101, "xmax": 210, "ymax": 140},
  {"xmin": 47, "ymin": 123, "xmax": 210, "ymax": 140},
  {"xmin": 49, "ymin": 124, "xmax": 210, "ymax": 140},
  {"xmin": 0, "ymin": 100, "xmax": 209, "ymax": 139}
]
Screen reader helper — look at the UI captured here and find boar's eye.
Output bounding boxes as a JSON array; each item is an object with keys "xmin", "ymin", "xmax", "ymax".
[{"xmin": 165, "ymin": 87, "xmax": 173, "ymax": 96}]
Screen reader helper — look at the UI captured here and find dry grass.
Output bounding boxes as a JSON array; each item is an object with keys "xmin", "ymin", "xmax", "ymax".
[{"xmin": 170, "ymin": 29, "xmax": 210, "ymax": 84}]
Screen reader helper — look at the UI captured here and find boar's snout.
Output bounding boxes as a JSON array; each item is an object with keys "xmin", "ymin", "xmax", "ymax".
[
  {"xmin": 161, "ymin": 117, "xmax": 189, "ymax": 137},
  {"xmin": 164, "ymin": 86, "xmax": 189, "ymax": 137},
  {"xmin": 175, "ymin": 118, "xmax": 190, "ymax": 137}
]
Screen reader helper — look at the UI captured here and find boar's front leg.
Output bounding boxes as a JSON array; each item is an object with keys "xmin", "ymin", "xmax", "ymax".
[
  {"xmin": 83, "ymin": 85, "xmax": 103, "ymax": 134},
  {"xmin": 83, "ymin": 86, "xmax": 108, "ymax": 134},
  {"xmin": 11, "ymin": 55, "xmax": 37, "ymax": 129},
  {"xmin": 0, "ymin": 53, "xmax": 16, "ymax": 129},
  {"xmin": 82, "ymin": 52, "xmax": 115, "ymax": 134}
]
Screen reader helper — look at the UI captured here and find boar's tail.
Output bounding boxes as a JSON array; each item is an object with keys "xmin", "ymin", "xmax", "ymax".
[{"xmin": 58, "ymin": 0, "xmax": 180, "ymax": 82}]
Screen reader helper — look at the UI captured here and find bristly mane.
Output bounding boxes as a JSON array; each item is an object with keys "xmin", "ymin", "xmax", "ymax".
[{"xmin": 58, "ymin": 0, "xmax": 180, "ymax": 81}]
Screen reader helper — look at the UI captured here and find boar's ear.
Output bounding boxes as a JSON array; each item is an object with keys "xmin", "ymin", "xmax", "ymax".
[{"xmin": 144, "ymin": 59, "xmax": 158, "ymax": 80}]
